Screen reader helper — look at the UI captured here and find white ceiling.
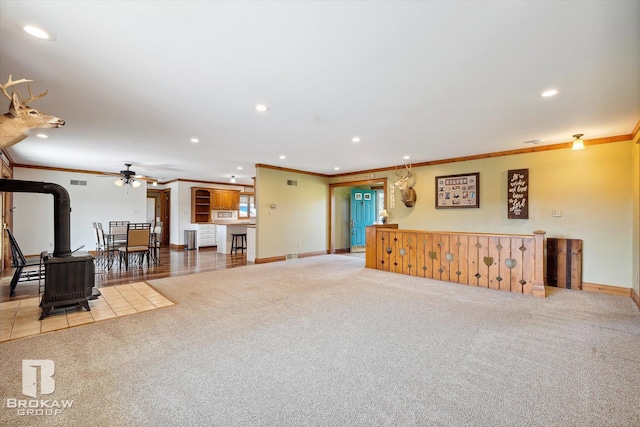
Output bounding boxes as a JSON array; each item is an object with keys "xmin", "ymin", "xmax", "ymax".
[{"xmin": 1, "ymin": 1, "xmax": 639, "ymax": 185}]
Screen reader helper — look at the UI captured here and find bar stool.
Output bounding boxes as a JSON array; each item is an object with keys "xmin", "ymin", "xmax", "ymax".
[{"xmin": 231, "ymin": 233, "xmax": 247, "ymax": 254}]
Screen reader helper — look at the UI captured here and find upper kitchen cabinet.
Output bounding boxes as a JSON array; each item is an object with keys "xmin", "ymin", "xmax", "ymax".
[
  {"xmin": 211, "ymin": 189, "xmax": 239, "ymax": 210},
  {"xmin": 221, "ymin": 190, "xmax": 239, "ymax": 210},
  {"xmin": 191, "ymin": 188, "xmax": 212, "ymax": 223},
  {"xmin": 192, "ymin": 188, "xmax": 240, "ymax": 222}
]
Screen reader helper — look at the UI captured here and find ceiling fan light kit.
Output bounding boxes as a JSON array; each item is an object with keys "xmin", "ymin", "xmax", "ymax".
[{"xmin": 106, "ymin": 163, "xmax": 156, "ymax": 188}]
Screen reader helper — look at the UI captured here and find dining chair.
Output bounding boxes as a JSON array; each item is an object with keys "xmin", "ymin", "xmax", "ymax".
[
  {"xmin": 93, "ymin": 222, "xmax": 106, "ymax": 269},
  {"xmin": 118, "ymin": 223, "xmax": 152, "ymax": 270},
  {"xmin": 151, "ymin": 221, "xmax": 163, "ymax": 265}
]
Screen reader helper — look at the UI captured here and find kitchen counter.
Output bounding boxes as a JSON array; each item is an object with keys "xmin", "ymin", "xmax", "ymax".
[
  {"xmin": 211, "ymin": 219, "xmax": 255, "ymax": 225},
  {"xmin": 215, "ymin": 223, "xmax": 251, "ymax": 254}
]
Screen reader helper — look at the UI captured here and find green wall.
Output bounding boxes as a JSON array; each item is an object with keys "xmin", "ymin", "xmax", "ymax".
[
  {"xmin": 330, "ymin": 141, "xmax": 635, "ymax": 288},
  {"xmin": 255, "ymin": 167, "xmax": 329, "ymax": 259},
  {"xmin": 256, "ymin": 141, "xmax": 635, "ymax": 289}
]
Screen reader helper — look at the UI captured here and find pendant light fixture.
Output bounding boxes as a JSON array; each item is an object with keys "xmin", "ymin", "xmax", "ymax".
[{"xmin": 571, "ymin": 134, "xmax": 585, "ymax": 151}]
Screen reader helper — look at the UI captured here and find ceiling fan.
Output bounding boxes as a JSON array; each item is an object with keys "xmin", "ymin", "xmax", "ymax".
[{"xmin": 102, "ymin": 163, "xmax": 158, "ymax": 188}]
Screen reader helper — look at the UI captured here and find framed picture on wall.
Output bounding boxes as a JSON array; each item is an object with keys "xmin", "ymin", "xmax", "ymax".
[{"xmin": 435, "ymin": 172, "xmax": 480, "ymax": 209}]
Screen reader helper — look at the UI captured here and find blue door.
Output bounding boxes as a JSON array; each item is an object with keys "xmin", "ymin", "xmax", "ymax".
[{"xmin": 350, "ymin": 189, "xmax": 376, "ymax": 252}]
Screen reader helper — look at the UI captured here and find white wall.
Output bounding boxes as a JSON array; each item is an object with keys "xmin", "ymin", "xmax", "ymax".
[
  {"xmin": 12, "ymin": 168, "xmax": 147, "ymax": 255},
  {"xmin": 172, "ymin": 181, "xmax": 246, "ymax": 246}
]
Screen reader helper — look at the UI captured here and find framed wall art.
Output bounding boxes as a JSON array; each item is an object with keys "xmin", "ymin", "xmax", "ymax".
[
  {"xmin": 435, "ymin": 172, "xmax": 479, "ymax": 209},
  {"xmin": 507, "ymin": 168, "xmax": 529, "ymax": 219}
]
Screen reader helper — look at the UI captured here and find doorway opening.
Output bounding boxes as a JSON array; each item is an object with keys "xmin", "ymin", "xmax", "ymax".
[{"xmin": 328, "ymin": 177, "xmax": 387, "ymax": 254}]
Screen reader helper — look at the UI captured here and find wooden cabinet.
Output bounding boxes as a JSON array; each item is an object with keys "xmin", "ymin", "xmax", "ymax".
[
  {"xmin": 191, "ymin": 188, "xmax": 211, "ymax": 223},
  {"xmin": 211, "ymin": 190, "xmax": 223, "ymax": 209},
  {"xmin": 222, "ymin": 190, "xmax": 239, "ymax": 209},
  {"xmin": 192, "ymin": 187, "xmax": 240, "ymax": 223},
  {"xmin": 211, "ymin": 189, "xmax": 239, "ymax": 210}
]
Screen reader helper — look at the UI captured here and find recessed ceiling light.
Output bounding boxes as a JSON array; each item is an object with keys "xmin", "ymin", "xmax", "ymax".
[
  {"xmin": 279, "ymin": 155, "xmax": 286, "ymax": 160},
  {"xmin": 403, "ymin": 155, "xmax": 410, "ymax": 160},
  {"xmin": 540, "ymin": 89, "xmax": 559, "ymax": 98},
  {"xmin": 352, "ymin": 136, "xmax": 361, "ymax": 143},
  {"xmin": 255, "ymin": 104, "xmax": 269, "ymax": 112},
  {"xmin": 190, "ymin": 138, "xmax": 199, "ymax": 143},
  {"xmin": 236, "ymin": 166, "xmax": 243, "ymax": 170},
  {"xmin": 36, "ymin": 133, "xmax": 48, "ymax": 139},
  {"xmin": 22, "ymin": 24, "xmax": 56, "ymax": 41},
  {"xmin": 334, "ymin": 167, "xmax": 340, "ymax": 171}
]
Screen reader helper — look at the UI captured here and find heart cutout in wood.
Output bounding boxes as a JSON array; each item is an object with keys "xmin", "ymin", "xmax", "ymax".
[
  {"xmin": 445, "ymin": 252, "xmax": 454, "ymax": 262},
  {"xmin": 505, "ymin": 258, "xmax": 517, "ymax": 269},
  {"xmin": 483, "ymin": 256, "xmax": 494, "ymax": 267},
  {"xmin": 428, "ymin": 251, "xmax": 438, "ymax": 260}
]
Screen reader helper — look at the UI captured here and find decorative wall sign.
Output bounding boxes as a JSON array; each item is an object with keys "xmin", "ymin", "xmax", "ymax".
[
  {"xmin": 507, "ymin": 169, "xmax": 529, "ymax": 219},
  {"xmin": 435, "ymin": 172, "xmax": 479, "ymax": 209},
  {"xmin": 217, "ymin": 212, "xmax": 233, "ymax": 218}
]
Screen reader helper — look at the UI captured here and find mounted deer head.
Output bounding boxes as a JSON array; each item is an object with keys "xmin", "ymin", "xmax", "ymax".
[
  {"xmin": 394, "ymin": 164, "xmax": 417, "ymax": 207},
  {"xmin": 0, "ymin": 75, "xmax": 65, "ymax": 150}
]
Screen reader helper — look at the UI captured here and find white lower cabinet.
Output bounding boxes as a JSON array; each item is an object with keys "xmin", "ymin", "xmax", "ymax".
[{"xmin": 197, "ymin": 224, "xmax": 217, "ymax": 248}]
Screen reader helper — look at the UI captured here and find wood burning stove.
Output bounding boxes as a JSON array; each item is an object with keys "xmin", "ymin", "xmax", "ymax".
[{"xmin": 0, "ymin": 179, "xmax": 97, "ymax": 319}]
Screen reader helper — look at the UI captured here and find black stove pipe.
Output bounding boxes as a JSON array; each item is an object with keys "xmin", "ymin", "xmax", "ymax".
[{"xmin": 0, "ymin": 179, "xmax": 72, "ymax": 257}]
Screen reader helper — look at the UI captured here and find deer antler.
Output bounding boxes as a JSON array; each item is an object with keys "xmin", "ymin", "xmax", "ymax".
[
  {"xmin": 15, "ymin": 84, "xmax": 48, "ymax": 105},
  {"xmin": 0, "ymin": 75, "xmax": 34, "ymax": 101}
]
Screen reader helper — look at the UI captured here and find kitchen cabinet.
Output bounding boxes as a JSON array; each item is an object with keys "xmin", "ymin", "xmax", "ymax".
[
  {"xmin": 191, "ymin": 188, "xmax": 211, "ymax": 223},
  {"xmin": 222, "ymin": 190, "xmax": 239, "ymax": 209},
  {"xmin": 197, "ymin": 223, "xmax": 217, "ymax": 247},
  {"xmin": 211, "ymin": 189, "xmax": 239, "ymax": 210},
  {"xmin": 192, "ymin": 188, "xmax": 240, "ymax": 223}
]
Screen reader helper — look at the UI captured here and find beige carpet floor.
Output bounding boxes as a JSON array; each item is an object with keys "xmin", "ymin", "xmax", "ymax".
[{"xmin": 0, "ymin": 255, "xmax": 638, "ymax": 426}]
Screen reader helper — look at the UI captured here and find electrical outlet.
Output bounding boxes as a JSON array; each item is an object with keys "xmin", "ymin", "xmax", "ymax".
[{"xmin": 552, "ymin": 210, "xmax": 562, "ymax": 217}]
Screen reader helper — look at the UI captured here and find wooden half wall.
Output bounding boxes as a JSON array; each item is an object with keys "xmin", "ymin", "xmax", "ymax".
[{"xmin": 365, "ymin": 225, "xmax": 546, "ymax": 297}]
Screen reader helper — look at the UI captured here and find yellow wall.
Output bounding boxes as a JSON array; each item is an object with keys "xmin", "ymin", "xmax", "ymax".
[
  {"xmin": 255, "ymin": 167, "xmax": 329, "ymax": 259},
  {"xmin": 329, "ymin": 141, "xmax": 635, "ymax": 288}
]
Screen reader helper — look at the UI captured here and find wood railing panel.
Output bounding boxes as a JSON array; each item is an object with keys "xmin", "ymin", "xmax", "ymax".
[
  {"xmin": 424, "ymin": 233, "xmax": 435, "ymax": 279},
  {"xmin": 467, "ymin": 235, "xmax": 479, "ymax": 287},
  {"xmin": 457, "ymin": 234, "xmax": 469, "ymax": 285},
  {"xmin": 447, "ymin": 234, "xmax": 459, "ymax": 284},
  {"xmin": 417, "ymin": 234, "xmax": 427, "ymax": 278},
  {"xmin": 498, "ymin": 236, "xmax": 512, "ymax": 292},
  {"xmin": 478, "ymin": 236, "xmax": 490, "ymax": 289},
  {"xmin": 521, "ymin": 237, "xmax": 535, "ymax": 295},
  {"xmin": 488, "ymin": 236, "xmax": 501, "ymax": 291},
  {"xmin": 366, "ymin": 226, "xmax": 546, "ymax": 297},
  {"xmin": 440, "ymin": 234, "xmax": 451, "ymax": 283}
]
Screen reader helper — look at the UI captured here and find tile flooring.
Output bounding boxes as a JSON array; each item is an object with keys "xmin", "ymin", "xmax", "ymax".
[{"xmin": 0, "ymin": 282, "xmax": 174, "ymax": 342}]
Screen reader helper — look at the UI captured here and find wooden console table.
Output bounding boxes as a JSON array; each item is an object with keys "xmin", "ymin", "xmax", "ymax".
[{"xmin": 365, "ymin": 225, "xmax": 546, "ymax": 297}]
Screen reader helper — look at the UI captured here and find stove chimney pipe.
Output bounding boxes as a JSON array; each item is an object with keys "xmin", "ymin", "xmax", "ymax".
[{"xmin": 0, "ymin": 179, "xmax": 72, "ymax": 257}]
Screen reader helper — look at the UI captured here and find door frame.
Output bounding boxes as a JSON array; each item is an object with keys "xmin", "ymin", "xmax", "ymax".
[
  {"xmin": 146, "ymin": 188, "xmax": 171, "ymax": 246},
  {"xmin": 328, "ymin": 177, "xmax": 387, "ymax": 254}
]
